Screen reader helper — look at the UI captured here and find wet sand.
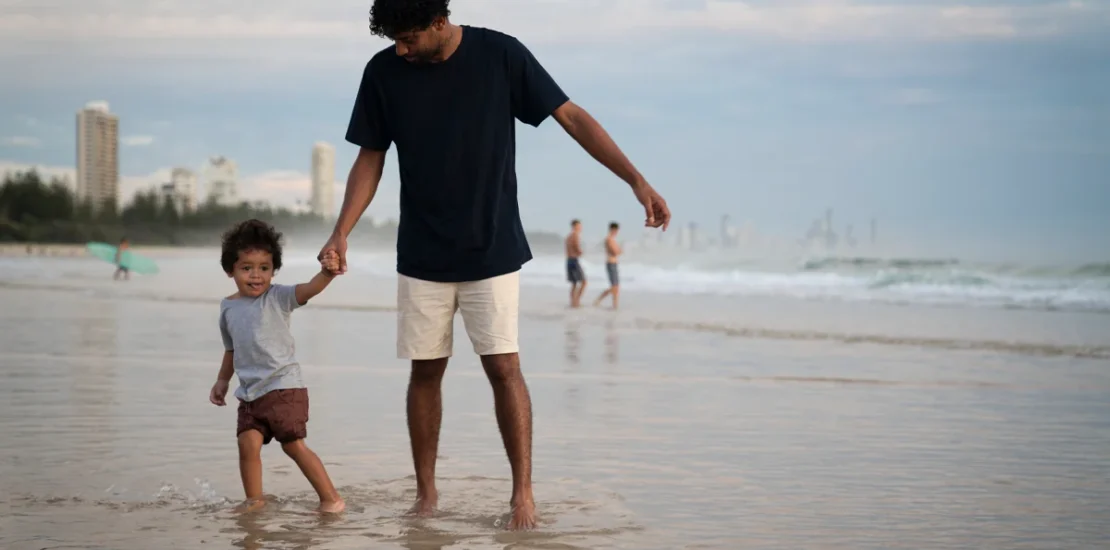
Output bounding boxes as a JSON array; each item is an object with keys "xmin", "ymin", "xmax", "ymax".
[{"xmin": 2, "ymin": 252, "xmax": 1110, "ymax": 549}]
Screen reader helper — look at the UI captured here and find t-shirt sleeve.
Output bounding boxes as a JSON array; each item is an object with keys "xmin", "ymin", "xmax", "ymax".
[
  {"xmin": 219, "ymin": 309, "xmax": 234, "ymax": 351},
  {"xmin": 345, "ymin": 58, "xmax": 393, "ymax": 151},
  {"xmin": 507, "ymin": 37, "xmax": 570, "ymax": 127},
  {"xmin": 271, "ymin": 284, "xmax": 301, "ymax": 313}
]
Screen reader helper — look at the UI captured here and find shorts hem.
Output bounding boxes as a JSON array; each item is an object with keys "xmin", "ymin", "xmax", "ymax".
[
  {"xmin": 473, "ymin": 345, "xmax": 520, "ymax": 357},
  {"xmin": 399, "ymin": 350, "xmax": 454, "ymax": 360}
]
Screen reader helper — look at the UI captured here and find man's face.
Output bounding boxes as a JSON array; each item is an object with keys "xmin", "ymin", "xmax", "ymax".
[
  {"xmin": 573, "ymin": 223, "xmax": 582, "ymax": 234},
  {"xmin": 393, "ymin": 21, "xmax": 446, "ymax": 63}
]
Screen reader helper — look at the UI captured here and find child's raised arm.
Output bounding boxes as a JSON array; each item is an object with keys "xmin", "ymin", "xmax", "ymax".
[{"xmin": 294, "ymin": 266, "xmax": 337, "ymax": 306}]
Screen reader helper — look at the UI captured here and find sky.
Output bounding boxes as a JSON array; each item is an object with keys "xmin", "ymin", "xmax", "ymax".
[{"xmin": 1, "ymin": 0, "xmax": 1108, "ymax": 262}]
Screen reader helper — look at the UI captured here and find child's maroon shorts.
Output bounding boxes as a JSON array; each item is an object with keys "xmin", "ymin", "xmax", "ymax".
[{"xmin": 236, "ymin": 388, "xmax": 309, "ymax": 444}]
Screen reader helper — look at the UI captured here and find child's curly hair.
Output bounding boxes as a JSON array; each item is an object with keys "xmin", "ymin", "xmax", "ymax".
[{"xmin": 220, "ymin": 219, "xmax": 284, "ymax": 274}]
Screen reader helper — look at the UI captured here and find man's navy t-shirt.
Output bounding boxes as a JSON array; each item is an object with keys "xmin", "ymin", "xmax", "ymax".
[{"xmin": 345, "ymin": 26, "xmax": 569, "ymax": 283}]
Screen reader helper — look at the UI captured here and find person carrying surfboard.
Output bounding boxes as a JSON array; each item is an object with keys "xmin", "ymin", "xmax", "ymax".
[{"xmin": 113, "ymin": 237, "xmax": 130, "ymax": 281}]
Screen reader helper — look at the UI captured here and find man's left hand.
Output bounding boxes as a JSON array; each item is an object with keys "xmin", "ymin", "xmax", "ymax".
[{"xmin": 632, "ymin": 181, "xmax": 670, "ymax": 230}]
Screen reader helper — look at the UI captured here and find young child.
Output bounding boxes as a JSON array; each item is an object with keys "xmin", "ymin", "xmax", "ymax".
[{"xmin": 208, "ymin": 219, "xmax": 345, "ymax": 513}]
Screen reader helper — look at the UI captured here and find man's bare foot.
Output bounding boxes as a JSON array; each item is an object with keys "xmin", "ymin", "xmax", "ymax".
[
  {"xmin": 506, "ymin": 499, "xmax": 537, "ymax": 531},
  {"xmin": 234, "ymin": 498, "xmax": 266, "ymax": 513},
  {"xmin": 318, "ymin": 498, "xmax": 346, "ymax": 514},
  {"xmin": 406, "ymin": 494, "xmax": 437, "ymax": 517}
]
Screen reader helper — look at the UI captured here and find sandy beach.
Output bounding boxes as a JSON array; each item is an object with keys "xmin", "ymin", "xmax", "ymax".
[{"xmin": 2, "ymin": 248, "xmax": 1109, "ymax": 549}]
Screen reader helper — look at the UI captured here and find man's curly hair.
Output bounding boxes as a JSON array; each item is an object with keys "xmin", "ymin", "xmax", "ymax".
[
  {"xmin": 369, "ymin": 0, "xmax": 451, "ymax": 38},
  {"xmin": 220, "ymin": 219, "xmax": 284, "ymax": 274}
]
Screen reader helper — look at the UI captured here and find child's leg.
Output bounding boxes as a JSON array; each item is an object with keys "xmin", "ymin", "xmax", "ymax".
[
  {"xmin": 281, "ymin": 439, "xmax": 344, "ymax": 513},
  {"xmin": 237, "ymin": 430, "xmax": 265, "ymax": 510}
]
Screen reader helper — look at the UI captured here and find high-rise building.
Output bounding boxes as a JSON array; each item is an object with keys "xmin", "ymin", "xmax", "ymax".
[
  {"xmin": 311, "ymin": 142, "xmax": 336, "ymax": 219},
  {"xmin": 76, "ymin": 101, "xmax": 119, "ymax": 212},
  {"xmin": 204, "ymin": 156, "xmax": 238, "ymax": 207},
  {"xmin": 160, "ymin": 168, "xmax": 197, "ymax": 214}
]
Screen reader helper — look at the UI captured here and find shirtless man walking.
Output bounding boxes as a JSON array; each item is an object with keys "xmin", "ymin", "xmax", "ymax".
[
  {"xmin": 593, "ymin": 222, "xmax": 622, "ymax": 309},
  {"xmin": 565, "ymin": 220, "xmax": 586, "ymax": 308}
]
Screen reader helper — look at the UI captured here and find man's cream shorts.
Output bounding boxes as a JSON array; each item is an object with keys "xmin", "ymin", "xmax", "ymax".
[{"xmin": 396, "ymin": 270, "xmax": 520, "ymax": 360}]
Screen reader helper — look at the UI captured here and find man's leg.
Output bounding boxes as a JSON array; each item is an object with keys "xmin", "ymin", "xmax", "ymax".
[
  {"xmin": 458, "ymin": 271, "xmax": 536, "ymax": 530},
  {"xmin": 397, "ymin": 274, "xmax": 457, "ymax": 516},
  {"xmin": 480, "ymin": 353, "xmax": 535, "ymax": 530},
  {"xmin": 407, "ymin": 357, "xmax": 447, "ymax": 515},
  {"xmin": 593, "ymin": 287, "xmax": 611, "ymax": 307}
]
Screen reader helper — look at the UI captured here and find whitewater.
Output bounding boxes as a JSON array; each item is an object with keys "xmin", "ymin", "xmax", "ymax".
[{"xmin": 280, "ymin": 249, "xmax": 1110, "ymax": 314}]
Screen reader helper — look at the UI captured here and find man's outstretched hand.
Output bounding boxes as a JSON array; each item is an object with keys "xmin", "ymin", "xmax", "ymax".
[
  {"xmin": 633, "ymin": 181, "xmax": 671, "ymax": 230},
  {"xmin": 318, "ymin": 232, "xmax": 349, "ymax": 275}
]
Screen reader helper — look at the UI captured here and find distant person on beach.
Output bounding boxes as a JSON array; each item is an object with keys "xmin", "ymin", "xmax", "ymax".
[
  {"xmin": 593, "ymin": 222, "xmax": 622, "ymax": 309},
  {"xmin": 113, "ymin": 237, "xmax": 130, "ymax": 281},
  {"xmin": 210, "ymin": 219, "xmax": 346, "ymax": 514},
  {"xmin": 318, "ymin": 0, "xmax": 670, "ymax": 530},
  {"xmin": 566, "ymin": 219, "xmax": 587, "ymax": 308}
]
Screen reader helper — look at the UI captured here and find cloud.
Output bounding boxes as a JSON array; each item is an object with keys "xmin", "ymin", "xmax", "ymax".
[
  {"xmin": 2, "ymin": 136, "xmax": 40, "ymax": 147},
  {"xmin": 121, "ymin": 135, "xmax": 155, "ymax": 147},
  {"xmin": 0, "ymin": 0, "xmax": 1105, "ymax": 60}
]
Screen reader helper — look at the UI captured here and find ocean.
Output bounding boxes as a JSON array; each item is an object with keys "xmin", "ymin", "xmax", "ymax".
[{"xmin": 1, "ymin": 245, "xmax": 1108, "ymax": 549}]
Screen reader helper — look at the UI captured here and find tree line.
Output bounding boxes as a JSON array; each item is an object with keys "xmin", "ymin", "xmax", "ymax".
[
  {"xmin": 1, "ymin": 169, "xmax": 567, "ymax": 250},
  {"xmin": 0, "ymin": 170, "xmax": 335, "ymax": 245}
]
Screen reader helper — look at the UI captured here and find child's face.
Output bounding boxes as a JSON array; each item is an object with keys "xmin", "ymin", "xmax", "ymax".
[{"xmin": 229, "ymin": 249, "xmax": 275, "ymax": 298}]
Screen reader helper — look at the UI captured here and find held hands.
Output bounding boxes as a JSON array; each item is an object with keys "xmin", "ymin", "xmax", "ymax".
[
  {"xmin": 209, "ymin": 380, "xmax": 230, "ymax": 406},
  {"xmin": 317, "ymin": 233, "xmax": 348, "ymax": 275},
  {"xmin": 632, "ymin": 180, "xmax": 671, "ymax": 230},
  {"xmin": 319, "ymin": 249, "xmax": 341, "ymax": 276}
]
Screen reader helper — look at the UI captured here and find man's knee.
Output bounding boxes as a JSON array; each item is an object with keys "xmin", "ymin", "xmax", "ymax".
[
  {"xmin": 411, "ymin": 358, "xmax": 448, "ymax": 385},
  {"xmin": 481, "ymin": 353, "xmax": 522, "ymax": 384}
]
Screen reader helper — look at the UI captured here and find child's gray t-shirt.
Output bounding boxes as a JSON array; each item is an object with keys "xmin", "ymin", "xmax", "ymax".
[{"xmin": 219, "ymin": 284, "xmax": 304, "ymax": 402}]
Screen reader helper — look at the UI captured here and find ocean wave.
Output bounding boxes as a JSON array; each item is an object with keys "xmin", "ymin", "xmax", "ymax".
[
  {"xmin": 1072, "ymin": 263, "xmax": 1110, "ymax": 277},
  {"xmin": 514, "ymin": 254, "xmax": 1110, "ymax": 314},
  {"xmin": 801, "ymin": 257, "xmax": 961, "ymax": 271}
]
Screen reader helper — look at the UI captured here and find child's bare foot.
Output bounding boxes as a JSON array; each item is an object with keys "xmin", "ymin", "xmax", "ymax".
[
  {"xmin": 234, "ymin": 497, "xmax": 267, "ymax": 513},
  {"xmin": 318, "ymin": 498, "xmax": 346, "ymax": 514}
]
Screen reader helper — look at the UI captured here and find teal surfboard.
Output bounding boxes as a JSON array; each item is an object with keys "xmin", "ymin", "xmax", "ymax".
[{"xmin": 85, "ymin": 242, "xmax": 160, "ymax": 275}]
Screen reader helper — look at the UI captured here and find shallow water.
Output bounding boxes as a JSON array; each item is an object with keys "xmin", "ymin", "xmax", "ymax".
[{"xmin": 2, "ymin": 252, "xmax": 1110, "ymax": 549}]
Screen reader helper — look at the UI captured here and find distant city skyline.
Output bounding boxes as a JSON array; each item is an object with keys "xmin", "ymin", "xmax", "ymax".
[{"xmin": 2, "ymin": 1, "xmax": 1108, "ymax": 262}]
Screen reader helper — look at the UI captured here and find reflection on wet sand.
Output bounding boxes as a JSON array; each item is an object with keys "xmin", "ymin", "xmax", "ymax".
[
  {"xmin": 604, "ymin": 318, "xmax": 619, "ymax": 366},
  {"xmin": 563, "ymin": 319, "xmax": 581, "ymax": 365}
]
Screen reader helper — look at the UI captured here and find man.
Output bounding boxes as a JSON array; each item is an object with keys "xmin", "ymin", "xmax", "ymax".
[
  {"xmin": 565, "ymin": 219, "xmax": 586, "ymax": 308},
  {"xmin": 318, "ymin": 0, "xmax": 670, "ymax": 531},
  {"xmin": 593, "ymin": 222, "xmax": 622, "ymax": 309}
]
